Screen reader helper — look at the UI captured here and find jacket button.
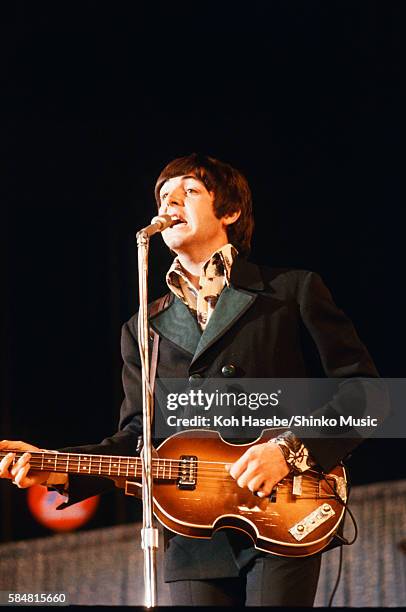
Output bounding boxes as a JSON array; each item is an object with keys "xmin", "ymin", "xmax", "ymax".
[
  {"xmin": 189, "ymin": 373, "xmax": 203, "ymax": 382},
  {"xmin": 221, "ymin": 364, "xmax": 236, "ymax": 377}
]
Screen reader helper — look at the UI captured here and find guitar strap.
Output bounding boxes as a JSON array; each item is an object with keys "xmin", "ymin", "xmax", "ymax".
[{"xmin": 148, "ymin": 292, "xmax": 171, "ymax": 423}]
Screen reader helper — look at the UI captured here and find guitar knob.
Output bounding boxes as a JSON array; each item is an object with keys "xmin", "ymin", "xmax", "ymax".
[{"xmin": 296, "ymin": 524, "xmax": 304, "ymax": 533}]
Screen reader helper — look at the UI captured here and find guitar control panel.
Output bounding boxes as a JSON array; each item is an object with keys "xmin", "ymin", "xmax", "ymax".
[{"xmin": 289, "ymin": 503, "xmax": 335, "ymax": 541}]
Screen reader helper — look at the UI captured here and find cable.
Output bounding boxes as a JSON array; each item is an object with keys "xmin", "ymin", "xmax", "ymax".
[
  {"xmin": 318, "ymin": 465, "xmax": 358, "ymax": 607},
  {"xmin": 328, "ymin": 544, "xmax": 344, "ymax": 607}
]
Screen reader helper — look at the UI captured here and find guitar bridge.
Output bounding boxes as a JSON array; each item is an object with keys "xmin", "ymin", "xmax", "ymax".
[{"xmin": 177, "ymin": 455, "xmax": 197, "ymax": 490}]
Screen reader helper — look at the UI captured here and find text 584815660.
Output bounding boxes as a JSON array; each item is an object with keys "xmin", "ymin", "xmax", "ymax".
[{"xmin": 1, "ymin": 592, "xmax": 67, "ymax": 606}]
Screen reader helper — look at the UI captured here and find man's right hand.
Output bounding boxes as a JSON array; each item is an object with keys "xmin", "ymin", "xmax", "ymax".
[{"xmin": 0, "ymin": 440, "xmax": 50, "ymax": 488}]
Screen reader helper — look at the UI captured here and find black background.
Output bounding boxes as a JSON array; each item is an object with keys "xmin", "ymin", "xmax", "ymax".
[{"xmin": 1, "ymin": 1, "xmax": 405, "ymax": 542}]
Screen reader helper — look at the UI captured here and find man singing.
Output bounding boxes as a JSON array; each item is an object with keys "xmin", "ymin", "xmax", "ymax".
[{"xmin": 0, "ymin": 154, "xmax": 378, "ymax": 606}]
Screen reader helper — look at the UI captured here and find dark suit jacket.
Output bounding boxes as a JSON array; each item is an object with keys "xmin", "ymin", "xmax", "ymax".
[{"xmin": 60, "ymin": 258, "xmax": 379, "ymax": 580}]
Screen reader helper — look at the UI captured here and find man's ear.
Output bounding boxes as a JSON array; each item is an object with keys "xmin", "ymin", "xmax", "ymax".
[{"xmin": 222, "ymin": 209, "xmax": 241, "ymax": 226}]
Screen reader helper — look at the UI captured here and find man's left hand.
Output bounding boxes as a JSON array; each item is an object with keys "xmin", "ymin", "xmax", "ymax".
[{"xmin": 225, "ymin": 442, "xmax": 290, "ymax": 498}]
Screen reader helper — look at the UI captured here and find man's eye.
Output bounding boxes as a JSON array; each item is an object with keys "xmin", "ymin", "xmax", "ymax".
[
  {"xmin": 161, "ymin": 193, "xmax": 168, "ymax": 201},
  {"xmin": 185, "ymin": 188, "xmax": 197, "ymax": 194}
]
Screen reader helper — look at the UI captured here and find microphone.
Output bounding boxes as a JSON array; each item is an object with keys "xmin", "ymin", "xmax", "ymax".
[{"xmin": 136, "ymin": 214, "xmax": 175, "ymax": 238}]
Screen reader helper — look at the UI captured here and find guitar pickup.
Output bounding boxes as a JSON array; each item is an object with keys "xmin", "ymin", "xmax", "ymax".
[
  {"xmin": 177, "ymin": 455, "xmax": 197, "ymax": 490},
  {"xmin": 292, "ymin": 476, "xmax": 303, "ymax": 496}
]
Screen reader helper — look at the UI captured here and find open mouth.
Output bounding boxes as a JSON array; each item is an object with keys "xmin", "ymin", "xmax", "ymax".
[{"xmin": 170, "ymin": 216, "xmax": 187, "ymax": 227}]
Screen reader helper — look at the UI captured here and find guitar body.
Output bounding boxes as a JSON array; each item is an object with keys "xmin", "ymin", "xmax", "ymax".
[
  {"xmin": 125, "ymin": 428, "xmax": 347, "ymax": 557},
  {"xmin": 2, "ymin": 428, "xmax": 347, "ymax": 557}
]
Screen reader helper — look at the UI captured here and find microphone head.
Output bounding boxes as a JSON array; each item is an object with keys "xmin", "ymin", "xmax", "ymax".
[{"xmin": 150, "ymin": 214, "xmax": 175, "ymax": 231}]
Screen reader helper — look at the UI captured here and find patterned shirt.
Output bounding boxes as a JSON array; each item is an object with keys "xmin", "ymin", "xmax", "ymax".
[
  {"xmin": 166, "ymin": 243, "xmax": 237, "ymax": 330},
  {"xmin": 166, "ymin": 244, "xmax": 315, "ymax": 474}
]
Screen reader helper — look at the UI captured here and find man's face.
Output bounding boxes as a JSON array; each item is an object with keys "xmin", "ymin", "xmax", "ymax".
[{"xmin": 158, "ymin": 175, "xmax": 229, "ymax": 256}]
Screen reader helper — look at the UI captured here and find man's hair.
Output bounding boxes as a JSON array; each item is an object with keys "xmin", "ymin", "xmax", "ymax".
[{"xmin": 154, "ymin": 153, "xmax": 254, "ymax": 256}]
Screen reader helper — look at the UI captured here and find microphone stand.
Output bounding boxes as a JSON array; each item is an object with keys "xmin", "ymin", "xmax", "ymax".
[{"xmin": 135, "ymin": 215, "xmax": 173, "ymax": 608}]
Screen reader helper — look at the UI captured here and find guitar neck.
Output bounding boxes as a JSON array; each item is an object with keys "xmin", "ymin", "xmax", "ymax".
[{"xmin": 1, "ymin": 450, "xmax": 175, "ymax": 481}]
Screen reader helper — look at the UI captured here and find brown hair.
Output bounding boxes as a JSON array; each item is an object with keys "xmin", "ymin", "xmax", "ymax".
[{"xmin": 154, "ymin": 153, "xmax": 254, "ymax": 256}]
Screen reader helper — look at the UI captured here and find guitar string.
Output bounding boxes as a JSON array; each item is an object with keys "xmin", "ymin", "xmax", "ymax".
[
  {"xmin": 15, "ymin": 462, "xmax": 318, "ymax": 487},
  {"xmin": 18, "ymin": 461, "xmax": 322, "ymax": 481},
  {"xmin": 7, "ymin": 463, "xmax": 330, "ymax": 493},
  {"xmin": 14, "ymin": 457, "xmax": 324, "ymax": 478},
  {"xmin": 1, "ymin": 452, "xmax": 323, "ymax": 471},
  {"xmin": 1, "ymin": 452, "xmax": 324, "ymax": 475},
  {"xmin": 3, "ymin": 453, "xmax": 338, "ymax": 493},
  {"xmin": 5, "ymin": 457, "xmax": 323, "ymax": 479}
]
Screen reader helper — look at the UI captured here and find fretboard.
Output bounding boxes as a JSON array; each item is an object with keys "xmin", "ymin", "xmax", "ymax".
[{"xmin": 1, "ymin": 450, "xmax": 176, "ymax": 481}]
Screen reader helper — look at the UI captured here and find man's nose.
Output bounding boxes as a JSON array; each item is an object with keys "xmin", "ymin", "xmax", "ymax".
[
  {"xmin": 168, "ymin": 189, "xmax": 184, "ymax": 205},
  {"xmin": 162, "ymin": 191, "xmax": 184, "ymax": 211}
]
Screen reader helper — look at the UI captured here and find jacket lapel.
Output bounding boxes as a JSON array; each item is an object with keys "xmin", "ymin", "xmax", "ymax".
[
  {"xmin": 191, "ymin": 285, "xmax": 257, "ymax": 364},
  {"xmin": 190, "ymin": 258, "xmax": 266, "ymax": 363},
  {"xmin": 149, "ymin": 295, "xmax": 201, "ymax": 356},
  {"xmin": 149, "ymin": 257, "xmax": 265, "ymax": 363}
]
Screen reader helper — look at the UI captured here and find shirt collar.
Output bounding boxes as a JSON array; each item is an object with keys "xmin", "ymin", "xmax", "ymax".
[{"xmin": 166, "ymin": 243, "xmax": 238, "ymax": 296}]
